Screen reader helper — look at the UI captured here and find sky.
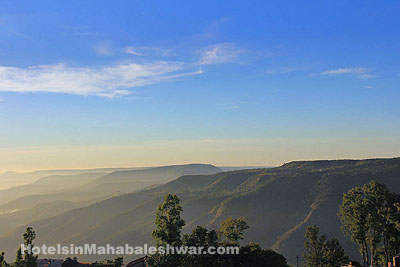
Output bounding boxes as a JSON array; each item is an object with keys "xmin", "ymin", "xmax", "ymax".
[{"xmin": 0, "ymin": 0, "xmax": 400, "ymax": 172}]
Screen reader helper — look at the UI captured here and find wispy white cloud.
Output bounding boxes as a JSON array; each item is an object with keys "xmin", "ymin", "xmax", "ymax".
[
  {"xmin": 320, "ymin": 67, "xmax": 366, "ymax": 75},
  {"xmin": 125, "ymin": 47, "xmax": 143, "ymax": 56},
  {"xmin": 217, "ymin": 102, "xmax": 241, "ymax": 110},
  {"xmin": 0, "ymin": 62, "xmax": 201, "ymax": 98},
  {"xmin": 0, "ymin": 42, "xmax": 243, "ymax": 98},
  {"xmin": 125, "ymin": 46, "xmax": 171, "ymax": 57},
  {"xmin": 198, "ymin": 43, "xmax": 242, "ymax": 65},
  {"xmin": 320, "ymin": 67, "xmax": 375, "ymax": 79}
]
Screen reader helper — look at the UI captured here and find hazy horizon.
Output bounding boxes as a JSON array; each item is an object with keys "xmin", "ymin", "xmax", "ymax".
[
  {"xmin": 0, "ymin": 162, "xmax": 274, "ymax": 174},
  {"xmin": 2, "ymin": 153, "xmax": 400, "ymax": 173}
]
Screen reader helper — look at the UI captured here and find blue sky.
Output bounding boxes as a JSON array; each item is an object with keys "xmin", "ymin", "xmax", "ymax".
[{"xmin": 0, "ymin": 0, "xmax": 400, "ymax": 171}]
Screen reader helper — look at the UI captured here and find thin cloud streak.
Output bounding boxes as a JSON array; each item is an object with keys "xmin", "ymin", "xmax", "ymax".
[
  {"xmin": 125, "ymin": 46, "xmax": 171, "ymax": 57},
  {"xmin": 219, "ymin": 103, "xmax": 240, "ymax": 110},
  {"xmin": 198, "ymin": 43, "xmax": 242, "ymax": 65},
  {"xmin": 0, "ymin": 62, "xmax": 201, "ymax": 98},
  {"xmin": 125, "ymin": 47, "xmax": 143, "ymax": 56},
  {"xmin": 320, "ymin": 67, "xmax": 375, "ymax": 79}
]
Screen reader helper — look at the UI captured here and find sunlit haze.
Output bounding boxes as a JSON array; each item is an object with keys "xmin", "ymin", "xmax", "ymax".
[{"xmin": 0, "ymin": 1, "xmax": 399, "ymax": 172}]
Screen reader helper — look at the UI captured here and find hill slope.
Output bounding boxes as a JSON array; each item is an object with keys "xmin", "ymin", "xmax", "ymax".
[
  {"xmin": 0, "ymin": 173, "xmax": 107, "ymax": 208},
  {"xmin": 0, "ymin": 168, "xmax": 140, "ymax": 190},
  {"xmin": 91, "ymin": 164, "xmax": 222, "ymax": 184},
  {"xmin": 1, "ymin": 158, "xmax": 399, "ymax": 264},
  {"xmin": 0, "ymin": 164, "xmax": 222, "ymax": 210},
  {"xmin": 0, "ymin": 164, "xmax": 222, "ymax": 239}
]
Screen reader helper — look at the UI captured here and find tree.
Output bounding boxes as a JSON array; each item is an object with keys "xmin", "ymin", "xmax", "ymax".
[
  {"xmin": 182, "ymin": 226, "xmax": 219, "ymax": 267},
  {"xmin": 303, "ymin": 225, "xmax": 327, "ymax": 267},
  {"xmin": 152, "ymin": 194, "xmax": 185, "ymax": 247},
  {"xmin": 338, "ymin": 186, "xmax": 369, "ymax": 265},
  {"xmin": 371, "ymin": 185, "xmax": 400, "ymax": 265},
  {"xmin": 14, "ymin": 248, "xmax": 23, "ymax": 267},
  {"xmin": 218, "ymin": 217, "xmax": 249, "ymax": 246},
  {"xmin": 23, "ymin": 227, "xmax": 37, "ymax": 267},
  {"xmin": 235, "ymin": 243, "xmax": 288, "ymax": 267},
  {"xmin": 148, "ymin": 194, "xmax": 186, "ymax": 267},
  {"xmin": 147, "ymin": 194, "xmax": 289, "ymax": 267},
  {"xmin": 363, "ymin": 181, "xmax": 393, "ymax": 264},
  {"xmin": 388, "ymin": 202, "xmax": 400, "ymax": 258},
  {"xmin": 0, "ymin": 252, "xmax": 9, "ymax": 267},
  {"xmin": 394, "ymin": 203, "xmax": 400, "ymax": 230},
  {"xmin": 183, "ymin": 226, "xmax": 219, "ymax": 247},
  {"xmin": 112, "ymin": 257, "xmax": 123, "ymax": 267},
  {"xmin": 338, "ymin": 181, "xmax": 400, "ymax": 265},
  {"xmin": 324, "ymin": 238, "xmax": 349, "ymax": 267},
  {"xmin": 303, "ymin": 225, "xmax": 348, "ymax": 267},
  {"xmin": 62, "ymin": 257, "xmax": 80, "ymax": 267}
]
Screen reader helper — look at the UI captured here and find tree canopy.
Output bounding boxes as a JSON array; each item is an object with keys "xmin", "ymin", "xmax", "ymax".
[
  {"xmin": 152, "ymin": 194, "xmax": 185, "ymax": 247},
  {"xmin": 338, "ymin": 180, "xmax": 400, "ymax": 265}
]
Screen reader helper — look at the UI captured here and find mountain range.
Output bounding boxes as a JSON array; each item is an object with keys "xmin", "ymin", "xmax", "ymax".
[
  {"xmin": 0, "ymin": 164, "xmax": 221, "ymax": 236},
  {"xmin": 0, "ymin": 158, "xmax": 399, "ymax": 265}
]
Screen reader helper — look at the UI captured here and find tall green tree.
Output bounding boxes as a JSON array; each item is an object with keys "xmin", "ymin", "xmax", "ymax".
[
  {"xmin": 23, "ymin": 227, "xmax": 38, "ymax": 267},
  {"xmin": 148, "ymin": 194, "xmax": 185, "ymax": 267},
  {"xmin": 338, "ymin": 186, "xmax": 369, "ymax": 265},
  {"xmin": 378, "ymin": 186, "xmax": 400, "ymax": 264},
  {"xmin": 14, "ymin": 248, "xmax": 23, "ymax": 267},
  {"xmin": 152, "ymin": 194, "xmax": 185, "ymax": 247},
  {"xmin": 303, "ymin": 225, "xmax": 348, "ymax": 267},
  {"xmin": 338, "ymin": 181, "xmax": 400, "ymax": 265},
  {"xmin": 394, "ymin": 203, "xmax": 400, "ymax": 230},
  {"xmin": 303, "ymin": 225, "xmax": 327, "ymax": 267},
  {"xmin": 363, "ymin": 181, "xmax": 399, "ymax": 264}
]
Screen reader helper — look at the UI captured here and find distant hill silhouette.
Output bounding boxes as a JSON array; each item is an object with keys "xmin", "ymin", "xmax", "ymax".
[
  {"xmin": 0, "ymin": 164, "xmax": 221, "ymax": 237},
  {"xmin": 0, "ymin": 167, "xmax": 141, "ymax": 190}
]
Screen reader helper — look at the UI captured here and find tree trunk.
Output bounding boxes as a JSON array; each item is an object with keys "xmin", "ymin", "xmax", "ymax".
[
  {"xmin": 364, "ymin": 240, "xmax": 370, "ymax": 266},
  {"xmin": 384, "ymin": 237, "xmax": 389, "ymax": 264},
  {"xmin": 361, "ymin": 245, "xmax": 366, "ymax": 266}
]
